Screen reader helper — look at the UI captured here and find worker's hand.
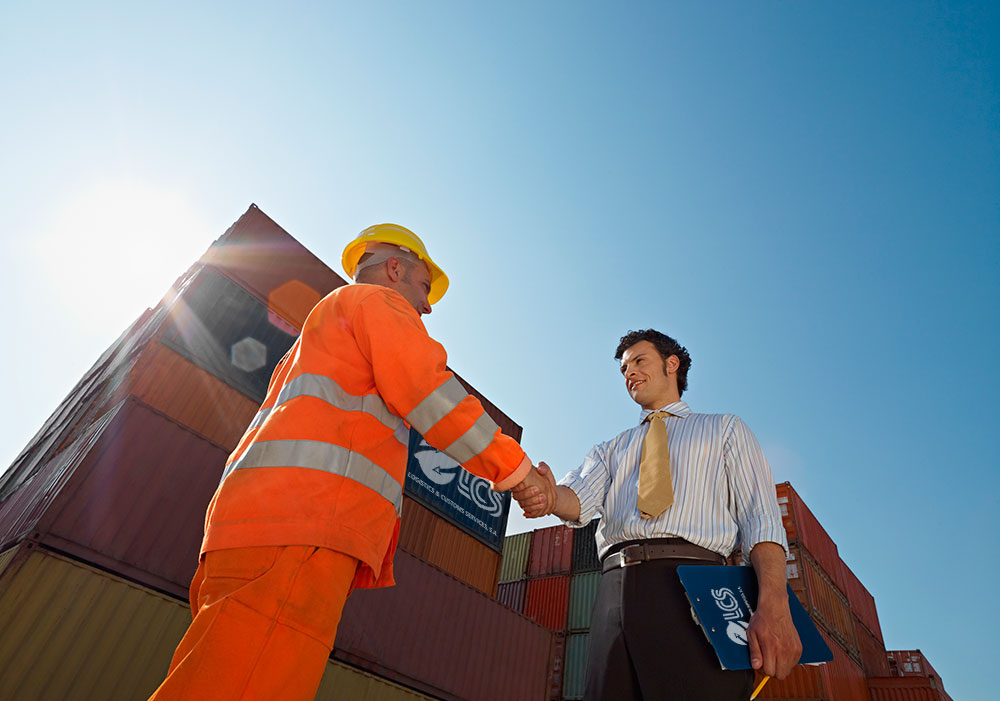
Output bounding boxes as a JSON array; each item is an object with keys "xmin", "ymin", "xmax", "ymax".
[
  {"xmin": 511, "ymin": 462, "xmax": 557, "ymax": 518},
  {"xmin": 747, "ymin": 599, "xmax": 801, "ymax": 680}
]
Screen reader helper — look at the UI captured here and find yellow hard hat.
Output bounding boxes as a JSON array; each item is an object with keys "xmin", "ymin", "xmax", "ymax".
[{"xmin": 342, "ymin": 223, "xmax": 449, "ymax": 304}]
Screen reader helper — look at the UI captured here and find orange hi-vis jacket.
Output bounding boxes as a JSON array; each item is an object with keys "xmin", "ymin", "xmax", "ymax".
[{"xmin": 201, "ymin": 284, "xmax": 530, "ymax": 589}]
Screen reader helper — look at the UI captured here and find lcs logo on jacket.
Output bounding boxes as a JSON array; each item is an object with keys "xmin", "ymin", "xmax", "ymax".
[
  {"xmin": 711, "ymin": 588, "xmax": 751, "ymax": 646},
  {"xmin": 412, "ymin": 439, "xmax": 504, "ymax": 516}
]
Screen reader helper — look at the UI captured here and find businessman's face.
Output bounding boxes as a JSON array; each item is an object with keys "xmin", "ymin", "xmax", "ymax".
[{"xmin": 619, "ymin": 341, "xmax": 678, "ymax": 410}]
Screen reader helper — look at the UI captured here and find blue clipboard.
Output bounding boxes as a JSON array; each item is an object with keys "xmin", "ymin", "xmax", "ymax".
[{"xmin": 677, "ymin": 565, "xmax": 833, "ymax": 671}]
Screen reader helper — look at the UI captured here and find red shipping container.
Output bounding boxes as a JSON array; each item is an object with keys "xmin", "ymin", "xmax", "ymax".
[
  {"xmin": 336, "ymin": 549, "xmax": 553, "ymax": 701},
  {"xmin": 761, "ymin": 619, "xmax": 869, "ymax": 700},
  {"xmin": 857, "ymin": 614, "xmax": 890, "ymax": 677},
  {"xmin": 775, "ymin": 482, "xmax": 847, "ymax": 594},
  {"xmin": 398, "ymin": 497, "xmax": 501, "ymax": 596},
  {"xmin": 200, "ymin": 205, "xmax": 348, "ymax": 331},
  {"xmin": 841, "ymin": 559, "xmax": 884, "ymax": 643},
  {"xmin": 524, "ymin": 575, "xmax": 571, "ymax": 631},
  {"xmin": 756, "ymin": 663, "xmax": 825, "ymax": 699},
  {"xmin": 820, "ymin": 628, "xmax": 870, "ymax": 701},
  {"xmin": 786, "ymin": 545, "xmax": 860, "ymax": 660},
  {"xmin": 801, "ymin": 548, "xmax": 859, "ymax": 659},
  {"xmin": 497, "ymin": 580, "xmax": 527, "ymax": 613},
  {"xmin": 0, "ymin": 398, "xmax": 227, "ymax": 598},
  {"xmin": 886, "ymin": 650, "xmax": 942, "ymax": 680},
  {"xmin": 105, "ymin": 339, "xmax": 259, "ymax": 451},
  {"xmin": 869, "ymin": 676, "xmax": 951, "ymax": 701},
  {"xmin": 549, "ymin": 632, "xmax": 566, "ymax": 700},
  {"xmin": 528, "ymin": 525, "xmax": 574, "ymax": 577}
]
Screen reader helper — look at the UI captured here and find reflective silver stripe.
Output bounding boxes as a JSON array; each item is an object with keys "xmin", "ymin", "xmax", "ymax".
[
  {"xmin": 246, "ymin": 373, "xmax": 405, "ymax": 446},
  {"xmin": 406, "ymin": 376, "xmax": 468, "ymax": 434},
  {"xmin": 393, "ymin": 421, "xmax": 411, "ymax": 447},
  {"xmin": 224, "ymin": 439, "xmax": 403, "ymax": 515},
  {"xmin": 247, "ymin": 407, "xmax": 271, "ymax": 432},
  {"xmin": 445, "ymin": 412, "xmax": 501, "ymax": 464}
]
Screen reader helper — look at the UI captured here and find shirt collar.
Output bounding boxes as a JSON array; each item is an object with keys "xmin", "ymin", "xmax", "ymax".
[{"xmin": 639, "ymin": 401, "xmax": 691, "ymax": 424}]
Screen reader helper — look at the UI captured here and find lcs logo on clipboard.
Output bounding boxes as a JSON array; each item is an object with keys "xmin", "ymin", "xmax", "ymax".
[{"xmin": 711, "ymin": 588, "xmax": 751, "ymax": 645}]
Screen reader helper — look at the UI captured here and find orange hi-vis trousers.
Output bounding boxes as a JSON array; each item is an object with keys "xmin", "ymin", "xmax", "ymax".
[{"xmin": 148, "ymin": 546, "xmax": 358, "ymax": 701}]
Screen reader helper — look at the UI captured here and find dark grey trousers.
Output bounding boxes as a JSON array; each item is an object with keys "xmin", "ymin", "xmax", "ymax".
[{"xmin": 585, "ymin": 544, "xmax": 754, "ymax": 701}]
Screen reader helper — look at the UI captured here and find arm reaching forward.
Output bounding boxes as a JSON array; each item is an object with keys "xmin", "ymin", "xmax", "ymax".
[{"xmin": 511, "ymin": 463, "xmax": 581, "ymax": 521}]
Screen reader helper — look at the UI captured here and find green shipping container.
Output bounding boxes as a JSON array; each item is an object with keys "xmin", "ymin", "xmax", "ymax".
[
  {"xmin": 568, "ymin": 572, "xmax": 601, "ymax": 631},
  {"xmin": 562, "ymin": 632, "xmax": 589, "ymax": 700},
  {"xmin": 499, "ymin": 531, "xmax": 532, "ymax": 583}
]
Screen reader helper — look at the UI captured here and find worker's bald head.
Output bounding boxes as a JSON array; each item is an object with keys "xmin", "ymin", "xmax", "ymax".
[{"xmin": 354, "ymin": 243, "xmax": 433, "ymax": 316}]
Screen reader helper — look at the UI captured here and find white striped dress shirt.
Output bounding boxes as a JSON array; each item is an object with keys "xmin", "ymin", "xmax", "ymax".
[{"xmin": 559, "ymin": 401, "xmax": 787, "ymax": 560}]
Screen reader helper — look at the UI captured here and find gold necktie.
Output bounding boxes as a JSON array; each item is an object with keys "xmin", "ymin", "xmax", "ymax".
[{"xmin": 637, "ymin": 410, "xmax": 674, "ymax": 519}]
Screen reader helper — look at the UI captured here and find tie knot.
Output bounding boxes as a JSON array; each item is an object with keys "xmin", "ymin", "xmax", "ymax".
[{"xmin": 644, "ymin": 411, "xmax": 672, "ymax": 424}]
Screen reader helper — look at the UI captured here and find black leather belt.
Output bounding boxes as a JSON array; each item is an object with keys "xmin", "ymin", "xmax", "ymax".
[{"xmin": 601, "ymin": 539, "xmax": 724, "ymax": 573}]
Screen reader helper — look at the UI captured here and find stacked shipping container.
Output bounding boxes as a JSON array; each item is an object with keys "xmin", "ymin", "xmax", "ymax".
[
  {"xmin": 876, "ymin": 650, "xmax": 953, "ymax": 701},
  {"xmin": 0, "ymin": 204, "xmax": 554, "ymax": 700},
  {"xmin": 495, "ymin": 521, "xmax": 601, "ymax": 700},
  {"xmin": 498, "ymin": 486, "xmax": 951, "ymax": 701}
]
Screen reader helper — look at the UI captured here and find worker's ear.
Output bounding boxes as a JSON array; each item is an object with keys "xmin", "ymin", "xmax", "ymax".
[{"xmin": 386, "ymin": 257, "xmax": 404, "ymax": 282}]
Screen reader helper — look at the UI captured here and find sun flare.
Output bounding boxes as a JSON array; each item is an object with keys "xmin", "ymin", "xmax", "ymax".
[{"xmin": 31, "ymin": 179, "xmax": 214, "ymax": 329}]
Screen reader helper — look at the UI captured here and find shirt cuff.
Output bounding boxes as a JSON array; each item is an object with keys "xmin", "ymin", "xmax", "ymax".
[
  {"xmin": 557, "ymin": 473, "xmax": 596, "ymax": 528},
  {"xmin": 740, "ymin": 514, "xmax": 790, "ymax": 557},
  {"xmin": 492, "ymin": 454, "xmax": 532, "ymax": 492}
]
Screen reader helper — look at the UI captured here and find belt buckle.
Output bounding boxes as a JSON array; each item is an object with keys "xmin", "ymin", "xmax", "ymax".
[{"xmin": 618, "ymin": 544, "xmax": 644, "ymax": 568}]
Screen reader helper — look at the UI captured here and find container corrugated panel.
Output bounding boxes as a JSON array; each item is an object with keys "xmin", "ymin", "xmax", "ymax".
[
  {"xmin": 868, "ymin": 677, "xmax": 947, "ymax": 701},
  {"xmin": 0, "ymin": 544, "xmax": 190, "ymax": 701},
  {"xmin": 799, "ymin": 546, "xmax": 860, "ymax": 659},
  {"xmin": 497, "ymin": 580, "xmax": 526, "ymax": 613},
  {"xmin": 0, "ymin": 405, "xmax": 120, "ymax": 551},
  {"xmin": 775, "ymin": 482, "xmax": 847, "ymax": 594},
  {"xmin": 571, "ymin": 519, "xmax": 600, "ymax": 573},
  {"xmin": 124, "ymin": 339, "xmax": 260, "ymax": 451},
  {"xmin": 841, "ymin": 559, "xmax": 883, "ymax": 643},
  {"xmin": 0, "ymin": 545, "xmax": 18, "ymax": 574},
  {"xmin": 562, "ymin": 632, "xmax": 588, "ymax": 700},
  {"xmin": 43, "ymin": 399, "xmax": 226, "ymax": 596},
  {"xmin": 524, "ymin": 574, "xmax": 571, "ymax": 631},
  {"xmin": 0, "ymin": 307, "xmax": 165, "ymax": 503},
  {"xmin": 398, "ymin": 496, "xmax": 501, "ymax": 596},
  {"xmin": 159, "ymin": 266, "xmax": 298, "ymax": 402},
  {"xmin": 567, "ymin": 572, "xmax": 601, "ymax": 631},
  {"xmin": 499, "ymin": 531, "xmax": 532, "ymax": 583},
  {"xmin": 316, "ymin": 659, "xmax": 435, "ymax": 700},
  {"xmin": 0, "ymin": 399, "xmax": 228, "ymax": 598},
  {"xmin": 756, "ymin": 662, "xmax": 826, "ymax": 699},
  {"xmin": 200, "ymin": 204, "xmax": 349, "ymax": 331},
  {"xmin": 528, "ymin": 525, "xmax": 574, "ymax": 577},
  {"xmin": 548, "ymin": 632, "xmax": 566, "ymax": 700},
  {"xmin": 335, "ymin": 549, "xmax": 553, "ymax": 701},
  {"xmin": 820, "ymin": 628, "xmax": 870, "ymax": 701},
  {"xmin": 857, "ymin": 614, "xmax": 890, "ymax": 677}
]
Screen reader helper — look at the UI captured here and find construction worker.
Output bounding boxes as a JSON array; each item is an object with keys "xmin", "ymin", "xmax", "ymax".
[{"xmin": 149, "ymin": 224, "xmax": 554, "ymax": 701}]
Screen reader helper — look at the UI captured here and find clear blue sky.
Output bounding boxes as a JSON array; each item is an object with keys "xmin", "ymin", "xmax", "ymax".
[{"xmin": 1, "ymin": 2, "xmax": 997, "ymax": 698}]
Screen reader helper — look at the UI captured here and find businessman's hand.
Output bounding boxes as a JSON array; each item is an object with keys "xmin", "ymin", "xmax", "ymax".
[{"xmin": 511, "ymin": 462, "xmax": 558, "ymax": 518}]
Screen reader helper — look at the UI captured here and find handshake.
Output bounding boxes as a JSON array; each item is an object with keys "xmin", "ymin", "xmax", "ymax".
[{"xmin": 510, "ymin": 462, "xmax": 560, "ymax": 519}]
